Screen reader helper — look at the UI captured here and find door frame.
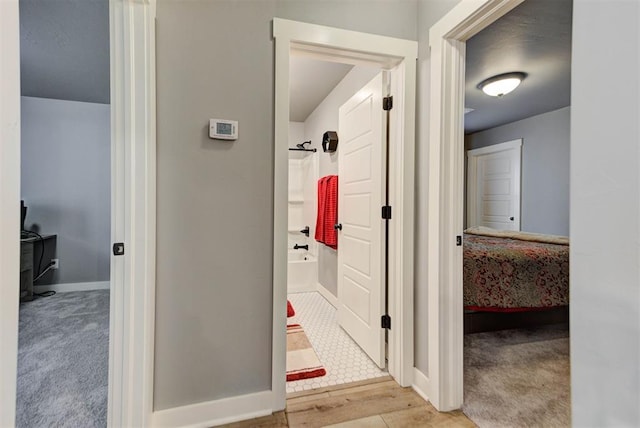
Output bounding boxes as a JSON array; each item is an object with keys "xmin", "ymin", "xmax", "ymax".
[
  {"xmin": 0, "ymin": 2, "xmax": 22, "ymax": 426},
  {"xmin": 0, "ymin": 1, "xmax": 157, "ymax": 426},
  {"xmin": 426, "ymin": 0, "xmax": 524, "ymax": 411},
  {"xmin": 273, "ymin": 18, "xmax": 417, "ymax": 410},
  {"xmin": 108, "ymin": 0, "xmax": 157, "ymax": 426},
  {"xmin": 467, "ymin": 139, "xmax": 522, "ymax": 230}
]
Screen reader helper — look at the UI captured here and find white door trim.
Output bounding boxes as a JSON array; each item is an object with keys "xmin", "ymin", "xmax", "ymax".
[
  {"xmin": 273, "ymin": 18, "xmax": 417, "ymax": 410},
  {"xmin": 467, "ymin": 139, "xmax": 522, "ymax": 230},
  {"xmin": 0, "ymin": 2, "xmax": 22, "ymax": 425},
  {"xmin": 0, "ymin": 1, "xmax": 157, "ymax": 426},
  {"xmin": 467, "ymin": 138, "xmax": 522, "ymax": 157},
  {"xmin": 109, "ymin": 0, "xmax": 157, "ymax": 426},
  {"xmin": 426, "ymin": 0, "xmax": 524, "ymax": 411}
]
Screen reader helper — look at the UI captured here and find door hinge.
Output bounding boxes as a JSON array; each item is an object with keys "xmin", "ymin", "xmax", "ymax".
[
  {"xmin": 112, "ymin": 242, "xmax": 125, "ymax": 256},
  {"xmin": 381, "ymin": 314, "xmax": 391, "ymax": 330},
  {"xmin": 381, "ymin": 205, "xmax": 392, "ymax": 220},
  {"xmin": 456, "ymin": 235, "xmax": 462, "ymax": 246},
  {"xmin": 383, "ymin": 96, "xmax": 393, "ymax": 111}
]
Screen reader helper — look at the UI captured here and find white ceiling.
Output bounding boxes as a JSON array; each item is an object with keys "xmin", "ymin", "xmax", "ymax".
[
  {"xmin": 20, "ymin": 0, "xmax": 110, "ymax": 104},
  {"xmin": 289, "ymin": 56, "xmax": 353, "ymax": 122},
  {"xmin": 464, "ymin": 0, "xmax": 573, "ymax": 133}
]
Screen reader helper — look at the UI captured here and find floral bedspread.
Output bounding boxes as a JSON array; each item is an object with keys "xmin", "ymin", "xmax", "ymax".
[{"xmin": 463, "ymin": 233, "xmax": 569, "ymax": 312}]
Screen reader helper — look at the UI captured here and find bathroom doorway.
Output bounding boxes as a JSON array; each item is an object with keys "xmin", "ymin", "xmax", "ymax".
[
  {"xmin": 272, "ymin": 18, "xmax": 418, "ymax": 404},
  {"xmin": 285, "ymin": 58, "xmax": 388, "ymax": 392}
]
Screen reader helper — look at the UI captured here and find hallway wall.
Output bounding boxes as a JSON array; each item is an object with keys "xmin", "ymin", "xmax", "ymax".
[{"xmin": 154, "ymin": 0, "xmax": 417, "ymax": 411}]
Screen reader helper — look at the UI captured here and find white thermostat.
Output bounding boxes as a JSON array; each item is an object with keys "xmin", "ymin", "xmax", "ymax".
[{"xmin": 209, "ymin": 119, "xmax": 238, "ymax": 140}]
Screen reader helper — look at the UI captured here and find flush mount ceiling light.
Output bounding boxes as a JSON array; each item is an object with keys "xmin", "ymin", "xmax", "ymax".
[{"xmin": 477, "ymin": 72, "xmax": 527, "ymax": 97}]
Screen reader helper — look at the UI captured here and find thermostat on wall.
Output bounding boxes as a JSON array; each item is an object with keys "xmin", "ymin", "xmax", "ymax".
[{"xmin": 209, "ymin": 119, "xmax": 238, "ymax": 140}]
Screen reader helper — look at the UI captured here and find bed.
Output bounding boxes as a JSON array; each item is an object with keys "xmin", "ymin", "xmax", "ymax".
[{"xmin": 463, "ymin": 226, "xmax": 569, "ymax": 332}]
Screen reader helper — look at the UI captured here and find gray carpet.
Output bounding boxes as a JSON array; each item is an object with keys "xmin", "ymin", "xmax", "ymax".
[
  {"xmin": 463, "ymin": 324, "xmax": 570, "ymax": 428},
  {"xmin": 17, "ymin": 290, "xmax": 109, "ymax": 428}
]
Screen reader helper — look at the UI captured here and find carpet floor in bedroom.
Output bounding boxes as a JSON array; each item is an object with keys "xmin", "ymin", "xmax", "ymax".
[
  {"xmin": 16, "ymin": 290, "xmax": 109, "ymax": 428},
  {"xmin": 463, "ymin": 324, "xmax": 571, "ymax": 428}
]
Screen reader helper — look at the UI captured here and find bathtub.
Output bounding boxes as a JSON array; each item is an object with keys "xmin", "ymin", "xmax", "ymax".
[{"xmin": 287, "ymin": 251, "xmax": 317, "ymax": 293}]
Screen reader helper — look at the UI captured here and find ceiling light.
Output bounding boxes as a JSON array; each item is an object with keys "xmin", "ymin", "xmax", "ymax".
[{"xmin": 477, "ymin": 72, "xmax": 527, "ymax": 97}]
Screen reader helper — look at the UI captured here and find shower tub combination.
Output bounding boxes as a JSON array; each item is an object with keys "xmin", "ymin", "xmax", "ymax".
[{"xmin": 287, "ymin": 251, "xmax": 317, "ymax": 293}]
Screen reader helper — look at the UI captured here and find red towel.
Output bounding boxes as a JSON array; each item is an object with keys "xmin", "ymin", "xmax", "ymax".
[
  {"xmin": 324, "ymin": 176, "xmax": 338, "ymax": 249},
  {"xmin": 315, "ymin": 175, "xmax": 338, "ymax": 250},
  {"xmin": 315, "ymin": 176, "xmax": 328, "ymax": 243}
]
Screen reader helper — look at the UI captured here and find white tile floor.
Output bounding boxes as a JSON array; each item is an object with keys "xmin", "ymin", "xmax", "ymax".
[{"xmin": 286, "ymin": 292, "xmax": 388, "ymax": 394}]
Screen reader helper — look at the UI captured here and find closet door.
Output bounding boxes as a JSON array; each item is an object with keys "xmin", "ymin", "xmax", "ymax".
[
  {"xmin": 467, "ymin": 139, "xmax": 522, "ymax": 231},
  {"xmin": 337, "ymin": 72, "xmax": 385, "ymax": 368}
]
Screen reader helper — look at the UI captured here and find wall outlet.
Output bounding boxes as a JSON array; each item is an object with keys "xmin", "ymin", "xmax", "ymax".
[{"xmin": 51, "ymin": 259, "xmax": 59, "ymax": 270}]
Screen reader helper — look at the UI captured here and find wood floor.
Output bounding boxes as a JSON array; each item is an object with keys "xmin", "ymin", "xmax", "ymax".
[{"xmin": 220, "ymin": 377, "xmax": 476, "ymax": 428}]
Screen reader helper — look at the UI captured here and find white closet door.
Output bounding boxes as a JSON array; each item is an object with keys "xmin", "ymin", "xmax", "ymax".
[{"xmin": 467, "ymin": 139, "xmax": 522, "ymax": 231}]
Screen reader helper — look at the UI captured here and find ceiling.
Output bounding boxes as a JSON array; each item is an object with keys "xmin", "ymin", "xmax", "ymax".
[
  {"xmin": 464, "ymin": 0, "xmax": 573, "ymax": 134},
  {"xmin": 19, "ymin": 0, "xmax": 571, "ymax": 124},
  {"xmin": 289, "ymin": 56, "xmax": 354, "ymax": 122},
  {"xmin": 19, "ymin": 0, "xmax": 110, "ymax": 104},
  {"xmin": 288, "ymin": 0, "xmax": 572, "ymax": 134}
]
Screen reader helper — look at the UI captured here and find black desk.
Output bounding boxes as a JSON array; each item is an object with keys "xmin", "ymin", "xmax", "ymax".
[{"xmin": 20, "ymin": 234, "xmax": 56, "ymax": 301}]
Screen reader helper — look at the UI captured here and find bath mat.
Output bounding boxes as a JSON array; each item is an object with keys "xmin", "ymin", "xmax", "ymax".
[
  {"xmin": 286, "ymin": 324, "xmax": 326, "ymax": 382},
  {"xmin": 287, "ymin": 300, "xmax": 295, "ymax": 318}
]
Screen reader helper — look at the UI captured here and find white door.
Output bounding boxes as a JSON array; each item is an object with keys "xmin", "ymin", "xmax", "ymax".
[
  {"xmin": 467, "ymin": 139, "xmax": 522, "ymax": 231},
  {"xmin": 337, "ymin": 72, "xmax": 385, "ymax": 368}
]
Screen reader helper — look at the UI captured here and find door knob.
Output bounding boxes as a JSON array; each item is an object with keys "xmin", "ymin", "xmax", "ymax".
[
  {"xmin": 509, "ymin": 217, "xmax": 514, "ymax": 221},
  {"xmin": 334, "ymin": 223, "xmax": 342, "ymax": 230}
]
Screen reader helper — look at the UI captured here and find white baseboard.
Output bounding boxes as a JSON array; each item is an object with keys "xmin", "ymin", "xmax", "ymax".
[
  {"xmin": 151, "ymin": 390, "xmax": 273, "ymax": 428},
  {"xmin": 33, "ymin": 280, "xmax": 110, "ymax": 293},
  {"xmin": 316, "ymin": 282, "xmax": 338, "ymax": 308},
  {"xmin": 288, "ymin": 283, "xmax": 317, "ymax": 293},
  {"xmin": 412, "ymin": 368, "xmax": 431, "ymax": 404}
]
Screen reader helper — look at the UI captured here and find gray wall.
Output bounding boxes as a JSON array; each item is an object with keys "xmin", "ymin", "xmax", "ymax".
[
  {"xmin": 154, "ymin": 0, "xmax": 418, "ymax": 412},
  {"xmin": 20, "ymin": 96, "xmax": 111, "ymax": 285},
  {"xmin": 414, "ymin": 0, "xmax": 462, "ymax": 377},
  {"xmin": 275, "ymin": 0, "xmax": 418, "ymax": 41},
  {"xmin": 465, "ymin": 106, "xmax": 570, "ymax": 236},
  {"xmin": 570, "ymin": 0, "xmax": 639, "ymax": 425},
  {"xmin": 154, "ymin": 1, "xmax": 276, "ymax": 410}
]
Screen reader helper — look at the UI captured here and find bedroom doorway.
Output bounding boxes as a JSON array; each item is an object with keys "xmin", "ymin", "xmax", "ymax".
[
  {"xmin": 427, "ymin": 0, "xmax": 572, "ymax": 423},
  {"xmin": 0, "ymin": 1, "xmax": 156, "ymax": 426},
  {"xmin": 273, "ymin": 18, "xmax": 417, "ymax": 406},
  {"xmin": 284, "ymin": 62, "xmax": 389, "ymax": 392},
  {"xmin": 460, "ymin": 2, "xmax": 572, "ymax": 424}
]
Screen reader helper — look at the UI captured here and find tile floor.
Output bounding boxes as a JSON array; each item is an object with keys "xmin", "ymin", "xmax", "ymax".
[{"xmin": 286, "ymin": 292, "xmax": 387, "ymax": 394}]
